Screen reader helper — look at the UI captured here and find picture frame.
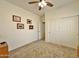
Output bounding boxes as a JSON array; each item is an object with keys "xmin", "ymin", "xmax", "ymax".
[
  {"xmin": 17, "ymin": 23, "xmax": 24, "ymax": 29},
  {"xmin": 13, "ymin": 15, "xmax": 21, "ymax": 22},
  {"xmin": 29, "ymin": 25, "xmax": 34, "ymax": 30},
  {"xmin": 27, "ymin": 19, "xmax": 32, "ymax": 24}
]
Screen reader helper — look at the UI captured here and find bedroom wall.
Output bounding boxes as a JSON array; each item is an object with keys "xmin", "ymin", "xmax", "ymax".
[
  {"xmin": 45, "ymin": 0, "xmax": 79, "ymax": 49},
  {"xmin": 0, "ymin": 0, "xmax": 40, "ymax": 51}
]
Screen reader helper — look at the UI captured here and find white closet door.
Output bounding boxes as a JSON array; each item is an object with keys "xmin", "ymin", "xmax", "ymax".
[{"xmin": 49, "ymin": 16, "xmax": 78, "ymax": 48}]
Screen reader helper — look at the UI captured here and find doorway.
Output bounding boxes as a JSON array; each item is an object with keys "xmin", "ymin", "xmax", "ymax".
[
  {"xmin": 42, "ymin": 22, "xmax": 45, "ymax": 40},
  {"xmin": 38, "ymin": 21, "xmax": 45, "ymax": 41}
]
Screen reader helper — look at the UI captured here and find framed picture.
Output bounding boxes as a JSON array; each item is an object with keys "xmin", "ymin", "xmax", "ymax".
[
  {"xmin": 27, "ymin": 19, "xmax": 32, "ymax": 24},
  {"xmin": 29, "ymin": 25, "xmax": 34, "ymax": 30},
  {"xmin": 17, "ymin": 23, "xmax": 24, "ymax": 29},
  {"xmin": 13, "ymin": 15, "xmax": 21, "ymax": 22}
]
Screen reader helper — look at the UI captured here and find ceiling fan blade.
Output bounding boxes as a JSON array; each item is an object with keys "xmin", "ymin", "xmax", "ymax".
[
  {"xmin": 39, "ymin": 6, "xmax": 42, "ymax": 10},
  {"xmin": 28, "ymin": 1, "xmax": 39, "ymax": 4},
  {"xmin": 46, "ymin": 2, "xmax": 54, "ymax": 7},
  {"xmin": 40, "ymin": 0, "xmax": 42, "ymax": 2}
]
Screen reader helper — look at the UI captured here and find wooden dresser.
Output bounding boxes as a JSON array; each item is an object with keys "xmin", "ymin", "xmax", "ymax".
[{"xmin": 0, "ymin": 42, "xmax": 8, "ymax": 58}]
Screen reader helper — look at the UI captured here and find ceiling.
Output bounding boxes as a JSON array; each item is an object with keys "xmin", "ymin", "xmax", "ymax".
[{"xmin": 6, "ymin": 0, "xmax": 77, "ymax": 16}]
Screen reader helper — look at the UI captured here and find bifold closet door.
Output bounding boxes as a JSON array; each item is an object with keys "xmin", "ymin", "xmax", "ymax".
[
  {"xmin": 77, "ymin": 15, "xmax": 79, "ymax": 57},
  {"xmin": 48, "ymin": 15, "xmax": 78, "ymax": 48}
]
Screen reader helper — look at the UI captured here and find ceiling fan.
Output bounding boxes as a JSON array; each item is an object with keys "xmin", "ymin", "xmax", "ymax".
[{"xmin": 28, "ymin": 0, "xmax": 54, "ymax": 10}]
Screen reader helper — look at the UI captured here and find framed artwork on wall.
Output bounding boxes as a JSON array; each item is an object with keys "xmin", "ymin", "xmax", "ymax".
[
  {"xmin": 27, "ymin": 19, "xmax": 32, "ymax": 24},
  {"xmin": 29, "ymin": 25, "xmax": 34, "ymax": 30},
  {"xmin": 17, "ymin": 23, "xmax": 24, "ymax": 29},
  {"xmin": 12, "ymin": 15, "xmax": 21, "ymax": 22}
]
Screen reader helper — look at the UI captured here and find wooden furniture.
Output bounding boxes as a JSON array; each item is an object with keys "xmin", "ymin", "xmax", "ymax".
[{"xmin": 0, "ymin": 42, "xmax": 8, "ymax": 58}]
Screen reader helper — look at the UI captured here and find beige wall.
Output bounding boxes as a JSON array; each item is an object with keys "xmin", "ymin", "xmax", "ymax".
[
  {"xmin": 0, "ymin": 0, "xmax": 40, "ymax": 51},
  {"xmin": 45, "ymin": 0, "xmax": 79, "ymax": 49}
]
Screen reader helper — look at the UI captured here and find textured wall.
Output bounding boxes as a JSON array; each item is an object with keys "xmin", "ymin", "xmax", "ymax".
[{"xmin": 0, "ymin": 0, "xmax": 40, "ymax": 51}]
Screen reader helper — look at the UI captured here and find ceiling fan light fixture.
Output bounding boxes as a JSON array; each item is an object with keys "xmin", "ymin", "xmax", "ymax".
[
  {"xmin": 28, "ymin": 0, "xmax": 54, "ymax": 10},
  {"xmin": 39, "ymin": 2, "xmax": 44, "ymax": 8},
  {"xmin": 41, "ymin": 0, "xmax": 47, "ymax": 6},
  {"xmin": 38, "ymin": 0, "xmax": 47, "ymax": 8},
  {"xmin": 39, "ymin": 2, "xmax": 41, "ymax": 6},
  {"xmin": 41, "ymin": 4, "xmax": 44, "ymax": 8}
]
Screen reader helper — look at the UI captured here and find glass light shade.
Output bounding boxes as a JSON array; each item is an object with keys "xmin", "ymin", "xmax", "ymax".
[
  {"xmin": 39, "ymin": 2, "xmax": 41, "ymax": 6},
  {"xmin": 38, "ymin": 2, "xmax": 44, "ymax": 8},
  {"xmin": 41, "ymin": 0, "xmax": 47, "ymax": 6},
  {"xmin": 38, "ymin": 0, "xmax": 47, "ymax": 8},
  {"xmin": 41, "ymin": 4, "xmax": 44, "ymax": 8}
]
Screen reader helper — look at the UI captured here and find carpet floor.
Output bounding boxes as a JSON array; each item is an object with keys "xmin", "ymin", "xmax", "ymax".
[{"xmin": 9, "ymin": 40, "xmax": 77, "ymax": 58}]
